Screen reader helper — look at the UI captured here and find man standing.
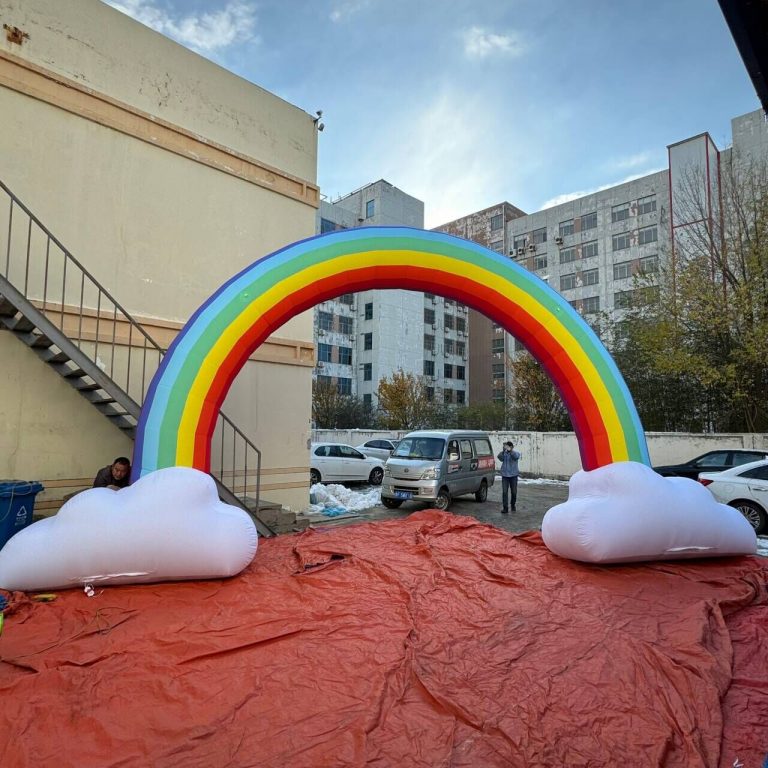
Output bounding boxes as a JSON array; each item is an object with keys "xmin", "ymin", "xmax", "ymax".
[
  {"xmin": 497, "ymin": 441, "xmax": 521, "ymax": 514},
  {"xmin": 93, "ymin": 457, "xmax": 132, "ymax": 489}
]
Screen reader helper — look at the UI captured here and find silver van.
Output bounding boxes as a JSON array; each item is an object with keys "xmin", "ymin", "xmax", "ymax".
[{"xmin": 381, "ymin": 430, "xmax": 496, "ymax": 510}]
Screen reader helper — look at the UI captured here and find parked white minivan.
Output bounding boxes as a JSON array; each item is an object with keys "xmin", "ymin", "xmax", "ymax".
[{"xmin": 380, "ymin": 430, "xmax": 496, "ymax": 510}]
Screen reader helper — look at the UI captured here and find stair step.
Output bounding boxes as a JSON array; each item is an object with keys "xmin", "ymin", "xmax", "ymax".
[
  {"xmin": 71, "ymin": 381, "xmax": 101, "ymax": 392},
  {"xmin": 38, "ymin": 349, "xmax": 69, "ymax": 364},
  {"xmin": 9, "ymin": 316, "xmax": 35, "ymax": 333},
  {"xmin": 16, "ymin": 329, "xmax": 54, "ymax": 349},
  {"xmin": 82, "ymin": 393, "xmax": 116, "ymax": 405},
  {"xmin": 62, "ymin": 367, "xmax": 87, "ymax": 379},
  {"xmin": 0, "ymin": 296, "xmax": 17, "ymax": 316}
]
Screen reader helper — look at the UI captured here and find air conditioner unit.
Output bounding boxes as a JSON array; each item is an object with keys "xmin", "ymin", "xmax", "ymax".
[
  {"xmin": 516, "ymin": 247, "xmax": 525, "ymax": 256},
  {"xmin": 431, "ymin": 323, "xmax": 437, "ymax": 329},
  {"xmin": 458, "ymin": 330, "xmax": 465, "ymax": 337},
  {"xmin": 462, "ymin": 353, "xmax": 467, "ymax": 360},
  {"xmin": 555, "ymin": 236, "xmax": 564, "ymax": 246},
  {"xmin": 318, "ymin": 329, "xmax": 326, "ymax": 336},
  {"xmin": 317, "ymin": 361, "xmax": 324, "ymax": 369},
  {"xmin": 528, "ymin": 243, "xmax": 536, "ymax": 252}
]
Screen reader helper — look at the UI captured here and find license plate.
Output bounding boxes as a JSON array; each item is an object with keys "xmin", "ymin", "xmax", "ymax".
[{"xmin": 394, "ymin": 490, "xmax": 413, "ymax": 499}]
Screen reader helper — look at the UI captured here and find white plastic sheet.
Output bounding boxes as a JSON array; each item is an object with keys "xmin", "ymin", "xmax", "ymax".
[
  {"xmin": 0, "ymin": 467, "xmax": 258, "ymax": 591},
  {"xmin": 541, "ymin": 461, "xmax": 757, "ymax": 563}
]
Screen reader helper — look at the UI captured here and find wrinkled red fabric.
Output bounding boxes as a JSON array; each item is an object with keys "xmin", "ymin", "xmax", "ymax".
[{"xmin": 0, "ymin": 510, "xmax": 766, "ymax": 768}]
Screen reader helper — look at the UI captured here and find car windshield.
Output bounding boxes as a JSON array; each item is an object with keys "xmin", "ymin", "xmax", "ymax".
[{"xmin": 393, "ymin": 437, "xmax": 445, "ymax": 461}]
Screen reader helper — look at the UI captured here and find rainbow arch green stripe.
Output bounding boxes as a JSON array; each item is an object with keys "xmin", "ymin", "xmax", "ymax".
[{"xmin": 133, "ymin": 227, "xmax": 649, "ymax": 479}]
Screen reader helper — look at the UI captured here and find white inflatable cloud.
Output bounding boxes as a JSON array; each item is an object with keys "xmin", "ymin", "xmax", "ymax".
[
  {"xmin": 0, "ymin": 467, "xmax": 258, "ymax": 591},
  {"xmin": 541, "ymin": 461, "xmax": 757, "ymax": 564}
]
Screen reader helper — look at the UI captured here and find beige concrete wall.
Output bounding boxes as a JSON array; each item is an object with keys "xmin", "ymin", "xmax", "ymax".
[
  {"xmin": 0, "ymin": 0, "xmax": 318, "ymax": 511},
  {"xmin": 314, "ymin": 430, "xmax": 768, "ymax": 480}
]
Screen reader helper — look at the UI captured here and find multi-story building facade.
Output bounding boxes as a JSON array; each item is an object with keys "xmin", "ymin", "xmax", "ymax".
[
  {"xmin": 313, "ymin": 180, "xmax": 472, "ymax": 411},
  {"xmin": 442, "ymin": 109, "xmax": 768, "ymax": 407}
]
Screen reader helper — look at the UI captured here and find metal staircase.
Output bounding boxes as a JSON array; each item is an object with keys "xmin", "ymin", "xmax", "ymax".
[{"xmin": 0, "ymin": 179, "xmax": 274, "ymax": 537}]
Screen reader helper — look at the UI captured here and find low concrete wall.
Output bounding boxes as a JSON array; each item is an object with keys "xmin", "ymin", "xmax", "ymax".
[{"xmin": 312, "ymin": 429, "xmax": 768, "ymax": 480}]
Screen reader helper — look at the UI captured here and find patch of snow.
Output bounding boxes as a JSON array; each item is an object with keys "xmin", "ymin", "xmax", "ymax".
[{"xmin": 305, "ymin": 483, "xmax": 381, "ymax": 516}]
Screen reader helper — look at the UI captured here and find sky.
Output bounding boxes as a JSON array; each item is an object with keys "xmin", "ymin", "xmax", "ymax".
[{"xmin": 105, "ymin": 0, "xmax": 761, "ymax": 227}]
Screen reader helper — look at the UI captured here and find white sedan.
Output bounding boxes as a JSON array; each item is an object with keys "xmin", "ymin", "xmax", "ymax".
[
  {"xmin": 310, "ymin": 443, "xmax": 385, "ymax": 486},
  {"xmin": 354, "ymin": 438, "xmax": 399, "ymax": 461},
  {"xmin": 699, "ymin": 459, "xmax": 768, "ymax": 534}
]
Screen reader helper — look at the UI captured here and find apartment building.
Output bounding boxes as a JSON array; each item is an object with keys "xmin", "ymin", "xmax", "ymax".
[
  {"xmin": 443, "ymin": 109, "xmax": 768, "ymax": 406},
  {"xmin": 313, "ymin": 180, "xmax": 472, "ymax": 410}
]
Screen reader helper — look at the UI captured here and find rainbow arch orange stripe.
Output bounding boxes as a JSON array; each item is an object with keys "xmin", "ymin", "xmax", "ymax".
[{"xmin": 133, "ymin": 227, "xmax": 649, "ymax": 479}]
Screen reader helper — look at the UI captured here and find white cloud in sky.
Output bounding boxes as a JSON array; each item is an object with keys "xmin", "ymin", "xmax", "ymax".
[
  {"xmin": 540, "ymin": 167, "xmax": 666, "ymax": 210},
  {"xmin": 608, "ymin": 151, "xmax": 654, "ymax": 172},
  {"xmin": 330, "ymin": 0, "xmax": 371, "ymax": 23},
  {"xmin": 462, "ymin": 26, "xmax": 525, "ymax": 59},
  {"xmin": 105, "ymin": 0, "xmax": 257, "ymax": 53}
]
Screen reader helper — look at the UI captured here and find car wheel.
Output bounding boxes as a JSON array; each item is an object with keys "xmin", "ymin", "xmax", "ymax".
[
  {"xmin": 310, "ymin": 469, "xmax": 321, "ymax": 485},
  {"xmin": 730, "ymin": 500, "xmax": 767, "ymax": 535},
  {"xmin": 434, "ymin": 488, "xmax": 451, "ymax": 511},
  {"xmin": 475, "ymin": 480, "xmax": 488, "ymax": 503},
  {"xmin": 369, "ymin": 467, "xmax": 384, "ymax": 486},
  {"xmin": 382, "ymin": 497, "xmax": 402, "ymax": 509}
]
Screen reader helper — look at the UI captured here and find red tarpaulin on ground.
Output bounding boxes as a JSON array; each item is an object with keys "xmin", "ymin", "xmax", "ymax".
[{"xmin": 1, "ymin": 510, "xmax": 766, "ymax": 768}]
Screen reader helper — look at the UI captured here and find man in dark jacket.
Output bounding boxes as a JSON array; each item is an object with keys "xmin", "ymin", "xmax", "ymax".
[
  {"xmin": 93, "ymin": 457, "xmax": 131, "ymax": 489},
  {"xmin": 497, "ymin": 441, "xmax": 521, "ymax": 513}
]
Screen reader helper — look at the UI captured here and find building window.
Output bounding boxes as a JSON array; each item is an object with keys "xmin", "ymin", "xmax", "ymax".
[
  {"xmin": 637, "ymin": 195, "xmax": 656, "ymax": 215},
  {"xmin": 339, "ymin": 346, "xmax": 352, "ymax": 365},
  {"xmin": 534, "ymin": 254, "xmax": 548, "ymax": 270},
  {"xmin": 363, "ymin": 393, "xmax": 372, "ymax": 406},
  {"xmin": 638, "ymin": 225, "xmax": 657, "ymax": 245},
  {"xmin": 339, "ymin": 293, "xmax": 354, "ymax": 305},
  {"xmin": 424, "ymin": 307, "xmax": 435, "ymax": 325},
  {"xmin": 320, "ymin": 218, "xmax": 337, "ymax": 233},
  {"xmin": 582, "ymin": 240, "xmax": 598, "ymax": 259},
  {"xmin": 559, "ymin": 219, "xmax": 575, "ymax": 237},
  {"xmin": 456, "ymin": 390, "xmax": 465, "ymax": 405},
  {"xmin": 363, "ymin": 363, "xmax": 372, "ymax": 381},
  {"xmin": 612, "ymin": 232, "xmax": 631, "ymax": 251},
  {"xmin": 365, "ymin": 199, "xmax": 375, "ymax": 218},
  {"xmin": 424, "ymin": 359, "xmax": 435, "ymax": 377},
  {"xmin": 318, "ymin": 343, "xmax": 332, "ymax": 362},
  {"xmin": 613, "ymin": 261, "xmax": 632, "ymax": 280},
  {"xmin": 338, "ymin": 315, "xmax": 352, "ymax": 334},
  {"xmin": 456, "ymin": 341, "xmax": 466, "ymax": 356},
  {"xmin": 318, "ymin": 311, "xmax": 333, "ymax": 331},
  {"xmin": 444, "ymin": 363, "xmax": 454, "ymax": 378},
  {"xmin": 583, "ymin": 268, "xmax": 599, "ymax": 286},
  {"xmin": 444, "ymin": 313, "xmax": 455, "ymax": 330},
  {"xmin": 423, "ymin": 333, "xmax": 435, "ymax": 351},
  {"xmin": 444, "ymin": 388, "xmax": 454, "ymax": 404},
  {"xmin": 614, "ymin": 290, "xmax": 633, "ymax": 309},
  {"xmin": 583, "ymin": 296, "xmax": 600, "ymax": 313},
  {"xmin": 580, "ymin": 211, "xmax": 597, "ymax": 230},
  {"xmin": 456, "ymin": 365, "xmax": 465, "ymax": 380},
  {"xmin": 456, "ymin": 317, "xmax": 466, "ymax": 333},
  {"xmin": 611, "ymin": 202, "xmax": 630, "ymax": 223},
  {"xmin": 364, "ymin": 302, "xmax": 373, "ymax": 320},
  {"xmin": 532, "ymin": 227, "xmax": 547, "ymax": 244},
  {"xmin": 514, "ymin": 338, "xmax": 526, "ymax": 351},
  {"xmin": 513, "ymin": 234, "xmax": 527, "ymax": 250},
  {"xmin": 363, "ymin": 333, "xmax": 372, "ymax": 350},
  {"xmin": 491, "ymin": 338, "xmax": 504, "ymax": 353},
  {"xmin": 426, "ymin": 387, "xmax": 434, "ymax": 402},
  {"xmin": 490, "ymin": 213, "xmax": 504, "ymax": 230},
  {"xmin": 492, "ymin": 363, "xmax": 505, "ymax": 379},
  {"xmin": 424, "ymin": 292, "xmax": 435, "ymax": 300},
  {"xmin": 316, "ymin": 374, "xmax": 332, "ymax": 387},
  {"xmin": 490, "ymin": 240, "xmax": 503, "ymax": 252},
  {"xmin": 639, "ymin": 254, "xmax": 659, "ymax": 274},
  {"xmin": 560, "ymin": 247, "xmax": 577, "ymax": 264},
  {"xmin": 444, "ymin": 338, "xmax": 455, "ymax": 355},
  {"xmin": 560, "ymin": 273, "xmax": 577, "ymax": 291},
  {"xmin": 337, "ymin": 377, "xmax": 351, "ymax": 395}
]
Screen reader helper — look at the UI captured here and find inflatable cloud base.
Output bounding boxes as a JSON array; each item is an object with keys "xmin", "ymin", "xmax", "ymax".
[
  {"xmin": 542, "ymin": 461, "xmax": 757, "ymax": 564},
  {"xmin": 0, "ymin": 467, "xmax": 258, "ymax": 592}
]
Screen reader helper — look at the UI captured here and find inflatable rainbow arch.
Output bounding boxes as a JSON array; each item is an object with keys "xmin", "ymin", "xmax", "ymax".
[{"xmin": 133, "ymin": 227, "xmax": 650, "ymax": 480}]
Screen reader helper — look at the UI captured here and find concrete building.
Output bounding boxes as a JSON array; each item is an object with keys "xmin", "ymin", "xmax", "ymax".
[
  {"xmin": 0, "ymin": 0, "xmax": 318, "ymax": 512},
  {"xmin": 433, "ymin": 202, "xmax": 526, "ymax": 404},
  {"xmin": 313, "ymin": 180, "xmax": 471, "ymax": 411},
  {"xmin": 443, "ymin": 109, "xmax": 768, "ymax": 407}
]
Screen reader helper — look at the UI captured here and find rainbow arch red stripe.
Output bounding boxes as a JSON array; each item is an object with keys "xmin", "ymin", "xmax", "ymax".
[{"xmin": 133, "ymin": 228, "xmax": 649, "ymax": 479}]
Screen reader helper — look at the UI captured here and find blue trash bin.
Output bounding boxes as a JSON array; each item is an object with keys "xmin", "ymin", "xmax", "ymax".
[{"xmin": 0, "ymin": 481, "xmax": 44, "ymax": 550}]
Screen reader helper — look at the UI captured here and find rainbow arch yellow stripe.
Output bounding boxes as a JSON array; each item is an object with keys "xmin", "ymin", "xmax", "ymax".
[{"xmin": 133, "ymin": 227, "xmax": 649, "ymax": 479}]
